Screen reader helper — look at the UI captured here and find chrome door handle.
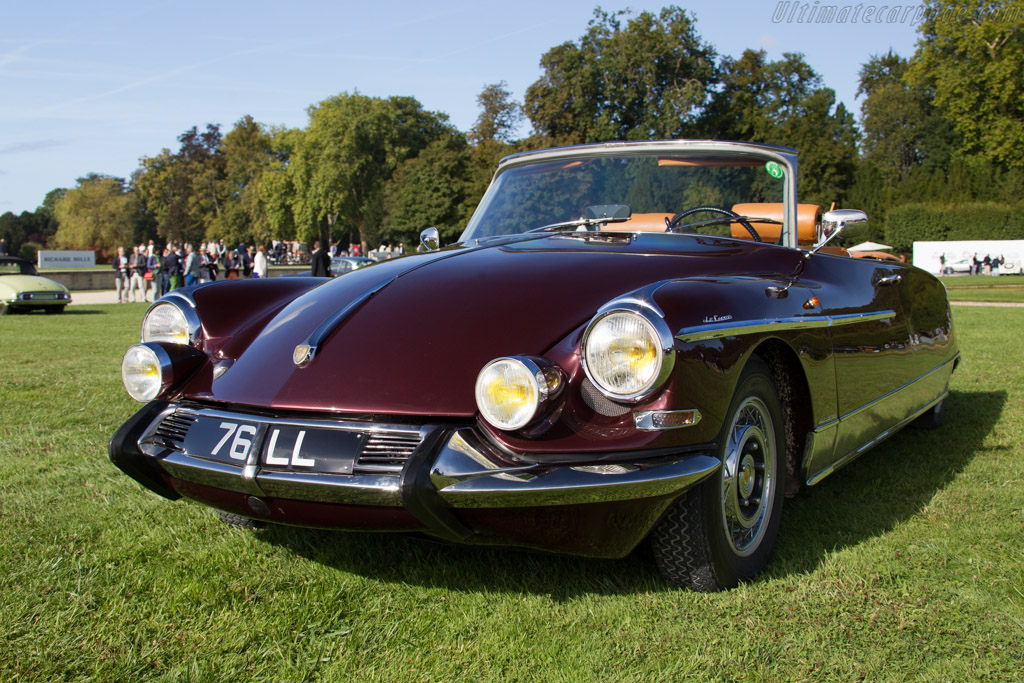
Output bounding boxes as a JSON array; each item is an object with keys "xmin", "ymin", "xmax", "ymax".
[{"xmin": 876, "ymin": 274, "xmax": 902, "ymax": 286}]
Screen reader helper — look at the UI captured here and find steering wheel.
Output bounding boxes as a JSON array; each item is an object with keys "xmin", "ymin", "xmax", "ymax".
[{"xmin": 665, "ymin": 205, "xmax": 762, "ymax": 242}]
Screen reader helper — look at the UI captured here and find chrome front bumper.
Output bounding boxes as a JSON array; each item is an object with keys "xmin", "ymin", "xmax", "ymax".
[{"xmin": 111, "ymin": 402, "xmax": 720, "ymax": 545}]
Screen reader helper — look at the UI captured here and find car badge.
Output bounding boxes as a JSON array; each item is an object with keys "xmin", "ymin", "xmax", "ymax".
[{"xmin": 293, "ymin": 344, "xmax": 314, "ymax": 367}]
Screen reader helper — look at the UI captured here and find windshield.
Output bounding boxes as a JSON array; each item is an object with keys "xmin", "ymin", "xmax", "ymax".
[{"xmin": 460, "ymin": 152, "xmax": 788, "ymax": 243}]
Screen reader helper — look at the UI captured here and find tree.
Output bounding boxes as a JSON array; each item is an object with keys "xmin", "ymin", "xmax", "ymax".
[
  {"xmin": 134, "ymin": 124, "xmax": 226, "ymax": 245},
  {"xmin": 205, "ymin": 115, "xmax": 279, "ymax": 246},
  {"xmin": 907, "ymin": 0, "xmax": 1024, "ymax": 168},
  {"xmin": 290, "ymin": 93, "xmax": 455, "ymax": 250},
  {"xmin": 53, "ymin": 175, "xmax": 143, "ymax": 252},
  {"xmin": 857, "ymin": 51, "xmax": 956, "ymax": 183},
  {"xmin": 470, "ymin": 82, "xmax": 523, "ymax": 144},
  {"xmin": 382, "ymin": 135, "xmax": 473, "ymax": 246},
  {"xmin": 704, "ymin": 50, "xmax": 859, "ymax": 206},
  {"xmin": 524, "ymin": 6, "xmax": 718, "ymax": 144},
  {"xmin": 256, "ymin": 126, "xmax": 302, "ymax": 244}
]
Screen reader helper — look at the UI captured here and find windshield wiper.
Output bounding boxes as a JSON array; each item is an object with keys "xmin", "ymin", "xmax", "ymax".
[{"xmin": 527, "ymin": 216, "xmax": 632, "ymax": 233}]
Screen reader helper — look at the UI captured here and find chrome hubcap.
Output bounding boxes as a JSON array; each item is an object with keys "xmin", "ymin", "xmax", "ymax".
[{"xmin": 720, "ymin": 396, "xmax": 776, "ymax": 557}]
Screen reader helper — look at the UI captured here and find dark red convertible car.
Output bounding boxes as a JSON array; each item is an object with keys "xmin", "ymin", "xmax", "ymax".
[{"xmin": 111, "ymin": 141, "xmax": 958, "ymax": 591}]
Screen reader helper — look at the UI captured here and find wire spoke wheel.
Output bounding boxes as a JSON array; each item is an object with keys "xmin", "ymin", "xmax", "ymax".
[
  {"xmin": 720, "ymin": 397, "xmax": 776, "ymax": 556},
  {"xmin": 650, "ymin": 357, "xmax": 786, "ymax": 591}
]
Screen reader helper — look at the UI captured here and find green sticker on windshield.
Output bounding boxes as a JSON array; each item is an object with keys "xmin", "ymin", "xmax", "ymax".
[{"xmin": 765, "ymin": 161, "xmax": 784, "ymax": 178}]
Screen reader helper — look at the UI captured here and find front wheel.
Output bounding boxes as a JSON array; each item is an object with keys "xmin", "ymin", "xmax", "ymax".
[{"xmin": 650, "ymin": 357, "xmax": 787, "ymax": 591}]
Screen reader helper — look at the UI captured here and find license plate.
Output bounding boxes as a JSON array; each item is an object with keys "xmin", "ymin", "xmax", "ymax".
[
  {"xmin": 260, "ymin": 426, "xmax": 365, "ymax": 474},
  {"xmin": 183, "ymin": 417, "xmax": 263, "ymax": 467}
]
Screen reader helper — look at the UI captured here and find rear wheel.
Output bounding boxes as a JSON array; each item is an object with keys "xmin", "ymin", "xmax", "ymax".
[
  {"xmin": 910, "ymin": 399, "xmax": 944, "ymax": 429},
  {"xmin": 651, "ymin": 357, "xmax": 787, "ymax": 591},
  {"xmin": 217, "ymin": 510, "xmax": 266, "ymax": 529}
]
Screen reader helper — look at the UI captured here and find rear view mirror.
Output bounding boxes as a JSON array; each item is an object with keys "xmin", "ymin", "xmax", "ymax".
[{"xmin": 807, "ymin": 209, "xmax": 867, "ymax": 259}]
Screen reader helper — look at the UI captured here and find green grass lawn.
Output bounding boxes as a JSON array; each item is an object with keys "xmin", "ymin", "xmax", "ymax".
[
  {"xmin": 940, "ymin": 274, "xmax": 1024, "ymax": 288},
  {"xmin": 2, "ymin": 305, "xmax": 1022, "ymax": 680},
  {"xmin": 947, "ymin": 289, "xmax": 1024, "ymax": 303}
]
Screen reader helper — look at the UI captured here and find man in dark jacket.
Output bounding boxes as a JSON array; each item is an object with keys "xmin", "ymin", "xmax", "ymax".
[
  {"xmin": 162, "ymin": 245, "xmax": 181, "ymax": 291},
  {"xmin": 310, "ymin": 240, "xmax": 331, "ymax": 278}
]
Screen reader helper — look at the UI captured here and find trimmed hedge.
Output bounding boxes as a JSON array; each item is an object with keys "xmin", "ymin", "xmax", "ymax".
[{"xmin": 884, "ymin": 203, "xmax": 1024, "ymax": 253}]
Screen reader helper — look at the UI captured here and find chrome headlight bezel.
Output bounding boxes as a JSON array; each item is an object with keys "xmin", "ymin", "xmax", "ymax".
[
  {"xmin": 141, "ymin": 294, "xmax": 202, "ymax": 347},
  {"xmin": 581, "ymin": 303, "xmax": 676, "ymax": 403},
  {"xmin": 475, "ymin": 356, "xmax": 563, "ymax": 432},
  {"xmin": 121, "ymin": 343, "xmax": 174, "ymax": 402}
]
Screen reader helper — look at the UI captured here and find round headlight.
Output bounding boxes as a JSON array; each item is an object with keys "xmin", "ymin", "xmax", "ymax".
[
  {"xmin": 475, "ymin": 358, "xmax": 541, "ymax": 431},
  {"xmin": 142, "ymin": 301, "xmax": 193, "ymax": 345},
  {"xmin": 121, "ymin": 344, "xmax": 168, "ymax": 402},
  {"xmin": 583, "ymin": 310, "xmax": 670, "ymax": 400}
]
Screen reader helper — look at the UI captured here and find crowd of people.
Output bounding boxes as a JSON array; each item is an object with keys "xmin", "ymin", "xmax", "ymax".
[
  {"xmin": 112, "ymin": 240, "xmax": 268, "ymax": 303},
  {"xmin": 938, "ymin": 252, "xmax": 1008, "ymax": 276},
  {"xmin": 111, "ymin": 238, "xmax": 408, "ymax": 303}
]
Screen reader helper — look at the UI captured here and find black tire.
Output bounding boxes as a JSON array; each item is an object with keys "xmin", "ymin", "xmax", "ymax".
[
  {"xmin": 217, "ymin": 510, "xmax": 266, "ymax": 529},
  {"xmin": 651, "ymin": 357, "xmax": 787, "ymax": 591},
  {"xmin": 910, "ymin": 399, "xmax": 944, "ymax": 429}
]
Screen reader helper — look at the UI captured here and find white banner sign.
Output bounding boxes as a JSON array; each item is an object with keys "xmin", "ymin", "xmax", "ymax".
[
  {"xmin": 912, "ymin": 240, "xmax": 1024, "ymax": 275},
  {"xmin": 37, "ymin": 250, "xmax": 96, "ymax": 268}
]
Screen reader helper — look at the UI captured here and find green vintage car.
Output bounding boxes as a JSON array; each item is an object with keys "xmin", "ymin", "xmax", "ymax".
[{"xmin": 0, "ymin": 256, "xmax": 72, "ymax": 314}]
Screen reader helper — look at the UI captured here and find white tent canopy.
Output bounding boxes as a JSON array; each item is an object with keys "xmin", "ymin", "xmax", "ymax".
[{"xmin": 848, "ymin": 241, "xmax": 892, "ymax": 252}]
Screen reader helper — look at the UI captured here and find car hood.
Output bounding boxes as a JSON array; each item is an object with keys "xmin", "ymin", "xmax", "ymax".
[
  {"xmin": 203, "ymin": 234, "xmax": 792, "ymax": 416},
  {"xmin": 0, "ymin": 274, "xmax": 68, "ymax": 297}
]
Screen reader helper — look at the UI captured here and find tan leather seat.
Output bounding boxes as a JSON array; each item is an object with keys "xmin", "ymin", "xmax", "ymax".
[
  {"xmin": 620, "ymin": 213, "xmax": 674, "ymax": 232},
  {"xmin": 730, "ymin": 203, "xmax": 822, "ymax": 245}
]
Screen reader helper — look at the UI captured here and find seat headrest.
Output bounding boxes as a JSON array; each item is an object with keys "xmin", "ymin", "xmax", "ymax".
[{"xmin": 730, "ymin": 203, "xmax": 821, "ymax": 244}]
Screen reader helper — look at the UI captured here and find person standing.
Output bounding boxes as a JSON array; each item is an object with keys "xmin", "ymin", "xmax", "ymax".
[
  {"xmin": 310, "ymin": 240, "xmax": 331, "ymax": 278},
  {"xmin": 147, "ymin": 246, "xmax": 163, "ymax": 301},
  {"xmin": 128, "ymin": 245, "xmax": 147, "ymax": 302},
  {"xmin": 0, "ymin": 238, "xmax": 7, "ymax": 256},
  {"xmin": 113, "ymin": 246, "xmax": 129, "ymax": 302},
  {"xmin": 254, "ymin": 245, "xmax": 268, "ymax": 278},
  {"xmin": 162, "ymin": 245, "xmax": 181, "ymax": 292},
  {"xmin": 183, "ymin": 244, "xmax": 200, "ymax": 287}
]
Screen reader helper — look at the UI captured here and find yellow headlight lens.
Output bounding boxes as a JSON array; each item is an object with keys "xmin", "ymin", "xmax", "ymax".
[
  {"xmin": 584, "ymin": 311, "xmax": 663, "ymax": 398},
  {"xmin": 475, "ymin": 358, "xmax": 541, "ymax": 431},
  {"xmin": 142, "ymin": 302, "xmax": 190, "ymax": 345},
  {"xmin": 121, "ymin": 344, "xmax": 164, "ymax": 402}
]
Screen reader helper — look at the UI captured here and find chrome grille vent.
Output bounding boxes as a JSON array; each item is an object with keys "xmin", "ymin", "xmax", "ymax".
[
  {"xmin": 154, "ymin": 412, "xmax": 197, "ymax": 448},
  {"xmin": 354, "ymin": 431, "xmax": 424, "ymax": 474}
]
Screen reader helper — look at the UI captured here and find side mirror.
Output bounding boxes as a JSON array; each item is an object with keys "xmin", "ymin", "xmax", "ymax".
[
  {"xmin": 806, "ymin": 209, "xmax": 867, "ymax": 259},
  {"xmin": 419, "ymin": 227, "xmax": 440, "ymax": 252}
]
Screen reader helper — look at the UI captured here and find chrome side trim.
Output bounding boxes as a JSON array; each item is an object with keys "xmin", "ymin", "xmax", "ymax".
[
  {"xmin": 295, "ymin": 277, "xmax": 395, "ymax": 366},
  {"xmin": 804, "ymin": 353, "xmax": 959, "ymax": 486},
  {"xmin": 676, "ymin": 310, "xmax": 896, "ymax": 343},
  {"xmin": 430, "ymin": 430, "xmax": 720, "ymax": 508},
  {"xmin": 835, "ymin": 354, "xmax": 956, "ymax": 424}
]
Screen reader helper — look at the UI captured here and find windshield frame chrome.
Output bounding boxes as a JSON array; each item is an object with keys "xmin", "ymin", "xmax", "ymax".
[{"xmin": 459, "ymin": 140, "xmax": 799, "ymax": 248}]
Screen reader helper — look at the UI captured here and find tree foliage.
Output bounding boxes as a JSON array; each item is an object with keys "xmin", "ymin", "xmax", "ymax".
[
  {"xmin": 705, "ymin": 50, "xmax": 859, "ymax": 206},
  {"xmin": 470, "ymin": 82, "xmax": 523, "ymax": 144},
  {"xmin": 524, "ymin": 6, "xmax": 717, "ymax": 143},
  {"xmin": 907, "ymin": 0, "xmax": 1024, "ymax": 169},
  {"xmin": 290, "ymin": 93, "xmax": 455, "ymax": 249},
  {"xmin": 53, "ymin": 175, "xmax": 143, "ymax": 252}
]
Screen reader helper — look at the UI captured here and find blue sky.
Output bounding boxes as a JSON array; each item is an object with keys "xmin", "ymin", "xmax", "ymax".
[{"xmin": 0, "ymin": 0, "xmax": 924, "ymax": 214}]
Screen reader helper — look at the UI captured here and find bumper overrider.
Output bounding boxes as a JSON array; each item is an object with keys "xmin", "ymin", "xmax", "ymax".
[{"xmin": 110, "ymin": 401, "xmax": 720, "ymax": 558}]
